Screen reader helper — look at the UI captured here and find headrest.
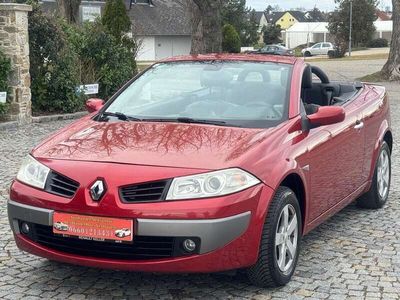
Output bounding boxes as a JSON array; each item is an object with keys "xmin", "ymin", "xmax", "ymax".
[
  {"xmin": 302, "ymin": 65, "xmax": 313, "ymax": 89},
  {"xmin": 200, "ymin": 70, "xmax": 233, "ymax": 87},
  {"xmin": 238, "ymin": 70, "xmax": 271, "ymax": 83}
]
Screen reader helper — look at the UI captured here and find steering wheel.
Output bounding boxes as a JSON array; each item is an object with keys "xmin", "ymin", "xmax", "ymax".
[{"xmin": 247, "ymin": 102, "xmax": 281, "ymax": 119}]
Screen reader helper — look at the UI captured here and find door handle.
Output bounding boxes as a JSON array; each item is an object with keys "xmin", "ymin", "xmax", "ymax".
[{"xmin": 354, "ymin": 121, "xmax": 364, "ymax": 130}]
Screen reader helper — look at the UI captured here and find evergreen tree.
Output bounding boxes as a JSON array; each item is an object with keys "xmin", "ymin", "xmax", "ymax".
[
  {"xmin": 102, "ymin": 0, "xmax": 131, "ymax": 41},
  {"xmin": 262, "ymin": 24, "xmax": 282, "ymax": 45},
  {"xmin": 222, "ymin": 0, "xmax": 259, "ymax": 47},
  {"xmin": 328, "ymin": 0, "xmax": 377, "ymax": 56},
  {"xmin": 222, "ymin": 24, "xmax": 241, "ymax": 53}
]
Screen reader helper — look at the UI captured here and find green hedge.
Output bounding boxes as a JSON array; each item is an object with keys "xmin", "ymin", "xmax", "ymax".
[
  {"xmin": 29, "ymin": 7, "xmax": 85, "ymax": 114},
  {"xmin": 368, "ymin": 38, "xmax": 389, "ymax": 48},
  {"xmin": 63, "ymin": 21, "xmax": 137, "ymax": 100},
  {"xmin": 0, "ymin": 50, "xmax": 11, "ymax": 117},
  {"xmin": 28, "ymin": 5, "xmax": 137, "ymax": 114}
]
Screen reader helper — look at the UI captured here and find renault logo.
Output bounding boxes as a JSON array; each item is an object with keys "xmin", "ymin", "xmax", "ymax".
[{"xmin": 90, "ymin": 179, "xmax": 106, "ymax": 201}]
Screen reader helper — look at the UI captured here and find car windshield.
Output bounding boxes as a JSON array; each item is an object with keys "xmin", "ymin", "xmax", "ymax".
[{"xmin": 103, "ymin": 61, "xmax": 292, "ymax": 128}]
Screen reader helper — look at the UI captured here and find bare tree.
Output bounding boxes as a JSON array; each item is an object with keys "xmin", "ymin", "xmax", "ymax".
[
  {"xmin": 188, "ymin": 1, "xmax": 204, "ymax": 54},
  {"xmin": 56, "ymin": 0, "xmax": 81, "ymax": 24},
  {"xmin": 381, "ymin": 0, "xmax": 400, "ymax": 80},
  {"xmin": 190, "ymin": 0, "xmax": 222, "ymax": 54}
]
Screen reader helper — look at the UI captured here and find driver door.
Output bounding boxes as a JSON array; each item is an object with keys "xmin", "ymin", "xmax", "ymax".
[{"xmin": 303, "ymin": 72, "xmax": 365, "ymax": 221}]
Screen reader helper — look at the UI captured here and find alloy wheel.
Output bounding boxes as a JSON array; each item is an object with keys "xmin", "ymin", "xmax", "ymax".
[
  {"xmin": 275, "ymin": 204, "xmax": 298, "ymax": 274},
  {"xmin": 377, "ymin": 149, "xmax": 390, "ymax": 199}
]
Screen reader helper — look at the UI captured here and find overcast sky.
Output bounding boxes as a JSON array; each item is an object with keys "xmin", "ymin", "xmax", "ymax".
[{"xmin": 246, "ymin": 0, "xmax": 393, "ymax": 12}]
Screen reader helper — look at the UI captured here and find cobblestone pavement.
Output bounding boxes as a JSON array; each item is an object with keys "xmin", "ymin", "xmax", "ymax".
[{"xmin": 1, "ymin": 62, "xmax": 400, "ymax": 299}]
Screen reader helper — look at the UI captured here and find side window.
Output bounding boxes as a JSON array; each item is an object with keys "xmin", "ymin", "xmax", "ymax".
[
  {"xmin": 312, "ymin": 43, "xmax": 321, "ymax": 49},
  {"xmin": 323, "ymin": 43, "xmax": 331, "ymax": 48}
]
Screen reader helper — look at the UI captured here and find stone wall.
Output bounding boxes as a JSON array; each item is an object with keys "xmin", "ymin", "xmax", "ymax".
[{"xmin": 0, "ymin": 3, "xmax": 32, "ymax": 123}]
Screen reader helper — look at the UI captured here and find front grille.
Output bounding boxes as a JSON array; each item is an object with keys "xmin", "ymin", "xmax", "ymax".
[
  {"xmin": 120, "ymin": 180, "xmax": 171, "ymax": 203},
  {"xmin": 45, "ymin": 171, "xmax": 79, "ymax": 198},
  {"xmin": 27, "ymin": 223, "xmax": 178, "ymax": 260}
]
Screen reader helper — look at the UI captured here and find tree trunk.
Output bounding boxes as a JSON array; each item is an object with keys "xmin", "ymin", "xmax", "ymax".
[
  {"xmin": 56, "ymin": 0, "xmax": 81, "ymax": 24},
  {"xmin": 381, "ymin": 0, "xmax": 400, "ymax": 80},
  {"xmin": 191, "ymin": 0, "xmax": 222, "ymax": 54},
  {"xmin": 189, "ymin": 1, "xmax": 204, "ymax": 54}
]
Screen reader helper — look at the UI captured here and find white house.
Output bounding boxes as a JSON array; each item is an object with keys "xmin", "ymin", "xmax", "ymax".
[
  {"xmin": 129, "ymin": 0, "xmax": 192, "ymax": 61},
  {"xmin": 41, "ymin": 0, "xmax": 192, "ymax": 62},
  {"xmin": 286, "ymin": 21, "xmax": 393, "ymax": 48}
]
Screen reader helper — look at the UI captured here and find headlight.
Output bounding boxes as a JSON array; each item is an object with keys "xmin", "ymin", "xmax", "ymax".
[
  {"xmin": 16, "ymin": 155, "xmax": 50, "ymax": 189},
  {"xmin": 166, "ymin": 168, "xmax": 260, "ymax": 200}
]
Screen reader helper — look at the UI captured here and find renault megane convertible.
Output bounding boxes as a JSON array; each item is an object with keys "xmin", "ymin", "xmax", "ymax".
[{"xmin": 8, "ymin": 54, "xmax": 392, "ymax": 287}]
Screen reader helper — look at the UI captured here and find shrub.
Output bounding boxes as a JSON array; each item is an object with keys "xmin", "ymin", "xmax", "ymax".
[
  {"xmin": 28, "ymin": 7, "xmax": 84, "ymax": 114},
  {"xmin": 63, "ymin": 21, "xmax": 137, "ymax": 100},
  {"xmin": 102, "ymin": 0, "xmax": 131, "ymax": 41},
  {"xmin": 262, "ymin": 24, "xmax": 282, "ymax": 45},
  {"xmin": 222, "ymin": 24, "xmax": 241, "ymax": 53},
  {"xmin": 368, "ymin": 38, "xmax": 389, "ymax": 48},
  {"xmin": 0, "ymin": 50, "xmax": 11, "ymax": 117}
]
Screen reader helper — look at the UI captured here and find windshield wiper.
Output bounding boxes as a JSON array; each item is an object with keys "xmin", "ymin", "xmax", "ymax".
[
  {"xmin": 100, "ymin": 111, "xmax": 142, "ymax": 122},
  {"xmin": 140, "ymin": 117, "xmax": 228, "ymax": 126},
  {"xmin": 175, "ymin": 117, "xmax": 227, "ymax": 126}
]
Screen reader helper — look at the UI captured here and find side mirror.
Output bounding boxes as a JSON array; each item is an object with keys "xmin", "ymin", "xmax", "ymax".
[
  {"xmin": 308, "ymin": 106, "xmax": 345, "ymax": 127},
  {"xmin": 86, "ymin": 98, "xmax": 104, "ymax": 113}
]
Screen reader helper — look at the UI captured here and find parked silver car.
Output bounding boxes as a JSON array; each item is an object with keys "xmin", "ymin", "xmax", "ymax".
[{"xmin": 301, "ymin": 42, "xmax": 336, "ymax": 57}]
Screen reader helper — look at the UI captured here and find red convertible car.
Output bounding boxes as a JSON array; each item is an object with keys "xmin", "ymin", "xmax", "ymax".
[{"xmin": 8, "ymin": 54, "xmax": 392, "ymax": 287}]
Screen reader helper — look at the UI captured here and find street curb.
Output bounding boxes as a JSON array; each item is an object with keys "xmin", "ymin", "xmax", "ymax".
[
  {"xmin": 0, "ymin": 121, "xmax": 18, "ymax": 130},
  {"xmin": 32, "ymin": 111, "xmax": 87, "ymax": 123},
  {"xmin": 0, "ymin": 112, "xmax": 87, "ymax": 129}
]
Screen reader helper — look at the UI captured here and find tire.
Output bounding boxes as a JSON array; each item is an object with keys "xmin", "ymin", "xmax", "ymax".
[
  {"xmin": 304, "ymin": 51, "xmax": 311, "ymax": 57},
  {"xmin": 357, "ymin": 141, "xmax": 391, "ymax": 209},
  {"xmin": 328, "ymin": 50, "xmax": 335, "ymax": 58},
  {"xmin": 246, "ymin": 187, "xmax": 302, "ymax": 287}
]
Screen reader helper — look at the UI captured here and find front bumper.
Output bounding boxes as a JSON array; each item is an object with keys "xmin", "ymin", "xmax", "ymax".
[
  {"xmin": 8, "ymin": 180, "xmax": 275, "ymax": 272},
  {"xmin": 8, "ymin": 200, "xmax": 251, "ymax": 254}
]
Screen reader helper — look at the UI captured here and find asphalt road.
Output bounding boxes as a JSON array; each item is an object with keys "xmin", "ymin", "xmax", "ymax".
[{"xmin": 0, "ymin": 60, "xmax": 399, "ymax": 299}]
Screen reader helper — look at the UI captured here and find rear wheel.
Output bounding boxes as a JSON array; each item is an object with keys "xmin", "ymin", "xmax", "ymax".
[
  {"xmin": 328, "ymin": 50, "xmax": 335, "ymax": 58},
  {"xmin": 246, "ymin": 187, "xmax": 302, "ymax": 287},
  {"xmin": 357, "ymin": 142, "xmax": 391, "ymax": 209}
]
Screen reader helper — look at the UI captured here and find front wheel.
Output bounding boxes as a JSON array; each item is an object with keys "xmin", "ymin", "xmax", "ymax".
[
  {"xmin": 357, "ymin": 141, "xmax": 391, "ymax": 209},
  {"xmin": 246, "ymin": 187, "xmax": 302, "ymax": 287}
]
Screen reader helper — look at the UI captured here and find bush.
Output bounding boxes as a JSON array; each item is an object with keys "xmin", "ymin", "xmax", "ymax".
[
  {"xmin": 63, "ymin": 21, "xmax": 137, "ymax": 100},
  {"xmin": 29, "ymin": 7, "xmax": 84, "ymax": 114},
  {"xmin": 262, "ymin": 24, "xmax": 282, "ymax": 45},
  {"xmin": 102, "ymin": 0, "xmax": 131, "ymax": 41},
  {"xmin": 222, "ymin": 24, "xmax": 241, "ymax": 53},
  {"xmin": 0, "ymin": 50, "xmax": 11, "ymax": 117},
  {"xmin": 368, "ymin": 38, "xmax": 389, "ymax": 48}
]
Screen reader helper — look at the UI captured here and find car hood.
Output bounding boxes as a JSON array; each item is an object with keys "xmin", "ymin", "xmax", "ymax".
[{"xmin": 32, "ymin": 118, "xmax": 275, "ymax": 170}]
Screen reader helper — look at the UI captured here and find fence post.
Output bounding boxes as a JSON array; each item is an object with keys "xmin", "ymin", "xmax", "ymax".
[{"xmin": 0, "ymin": 3, "xmax": 32, "ymax": 123}]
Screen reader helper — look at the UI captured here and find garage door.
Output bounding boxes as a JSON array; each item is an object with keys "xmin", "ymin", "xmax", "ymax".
[{"xmin": 155, "ymin": 36, "xmax": 191, "ymax": 60}]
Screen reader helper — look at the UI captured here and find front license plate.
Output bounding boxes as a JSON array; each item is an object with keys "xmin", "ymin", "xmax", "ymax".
[{"xmin": 53, "ymin": 212, "xmax": 133, "ymax": 243}]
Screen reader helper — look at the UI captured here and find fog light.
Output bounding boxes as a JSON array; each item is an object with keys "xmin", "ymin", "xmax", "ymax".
[
  {"xmin": 182, "ymin": 239, "xmax": 196, "ymax": 252},
  {"xmin": 21, "ymin": 222, "xmax": 30, "ymax": 234}
]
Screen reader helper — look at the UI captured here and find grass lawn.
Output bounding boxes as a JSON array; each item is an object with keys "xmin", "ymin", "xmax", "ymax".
[
  {"xmin": 357, "ymin": 71, "xmax": 390, "ymax": 83},
  {"xmin": 303, "ymin": 53, "xmax": 389, "ymax": 62}
]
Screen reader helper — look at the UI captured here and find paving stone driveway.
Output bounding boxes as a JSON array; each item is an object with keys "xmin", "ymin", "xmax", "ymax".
[{"xmin": 0, "ymin": 61, "xmax": 399, "ymax": 299}]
